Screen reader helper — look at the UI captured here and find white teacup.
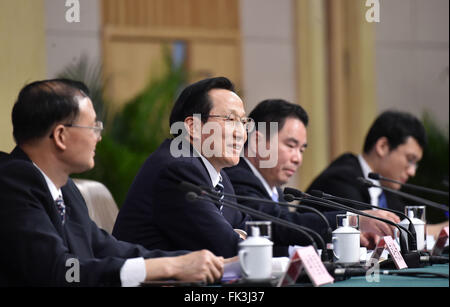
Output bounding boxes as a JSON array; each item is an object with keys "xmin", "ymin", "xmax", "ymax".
[
  {"xmin": 238, "ymin": 227, "xmax": 273, "ymax": 280},
  {"xmin": 332, "ymin": 218, "xmax": 360, "ymax": 264}
]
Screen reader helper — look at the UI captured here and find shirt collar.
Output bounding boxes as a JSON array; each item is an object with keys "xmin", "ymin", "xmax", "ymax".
[
  {"xmin": 357, "ymin": 154, "xmax": 383, "ymax": 207},
  {"xmin": 193, "ymin": 147, "xmax": 222, "ymax": 187},
  {"xmin": 32, "ymin": 162, "xmax": 62, "ymax": 201},
  {"xmin": 243, "ymin": 157, "xmax": 278, "ymax": 199}
]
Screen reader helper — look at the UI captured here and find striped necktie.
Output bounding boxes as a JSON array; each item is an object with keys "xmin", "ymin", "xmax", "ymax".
[
  {"xmin": 214, "ymin": 178, "xmax": 224, "ymax": 213},
  {"xmin": 55, "ymin": 195, "xmax": 66, "ymax": 224}
]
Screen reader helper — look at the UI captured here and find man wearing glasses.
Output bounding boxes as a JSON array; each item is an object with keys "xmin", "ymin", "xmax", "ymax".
[
  {"xmin": 114, "ymin": 77, "xmax": 282, "ymax": 257},
  {"xmin": 0, "ymin": 79, "xmax": 225, "ymax": 286},
  {"xmin": 307, "ymin": 110, "xmax": 449, "ymax": 243},
  {"xmin": 307, "ymin": 111, "xmax": 427, "ymax": 213},
  {"xmin": 225, "ymin": 101, "xmax": 402, "ymax": 254}
]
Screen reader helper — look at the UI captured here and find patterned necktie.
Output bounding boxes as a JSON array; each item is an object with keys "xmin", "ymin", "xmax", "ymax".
[
  {"xmin": 55, "ymin": 195, "xmax": 66, "ymax": 224},
  {"xmin": 214, "ymin": 178, "xmax": 224, "ymax": 213},
  {"xmin": 378, "ymin": 191, "xmax": 387, "ymax": 209}
]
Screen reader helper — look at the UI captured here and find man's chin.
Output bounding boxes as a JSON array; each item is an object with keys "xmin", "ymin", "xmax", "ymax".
[
  {"xmin": 72, "ymin": 163, "xmax": 95, "ymax": 175},
  {"xmin": 384, "ymin": 182, "xmax": 402, "ymax": 190},
  {"xmin": 223, "ymin": 156, "xmax": 241, "ymax": 168}
]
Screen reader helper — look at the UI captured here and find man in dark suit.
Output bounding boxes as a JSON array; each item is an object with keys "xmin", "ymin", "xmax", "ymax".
[
  {"xmin": 307, "ymin": 110, "xmax": 448, "ymax": 240},
  {"xmin": 307, "ymin": 111, "xmax": 427, "ymax": 212},
  {"xmin": 113, "ymin": 77, "xmax": 320, "ymax": 258},
  {"xmin": 0, "ymin": 79, "xmax": 224, "ymax": 286},
  {"xmin": 225, "ymin": 100, "xmax": 401, "ymax": 253}
]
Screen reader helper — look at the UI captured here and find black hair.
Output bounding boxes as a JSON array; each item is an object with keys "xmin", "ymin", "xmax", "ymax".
[
  {"xmin": 247, "ymin": 99, "xmax": 309, "ymax": 140},
  {"xmin": 169, "ymin": 77, "xmax": 235, "ymax": 136},
  {"xmin": 12, "ymin": 78, "xmax": 90, "ymax": 145},
  {"xmin": 363, "ymin": 110, "xmax": 427, "ymax": 153}
]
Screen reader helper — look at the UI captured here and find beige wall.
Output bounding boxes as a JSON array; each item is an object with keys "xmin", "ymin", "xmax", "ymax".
[
  {"xmin": 375, "ymin": 0, "xmax": 449, "ymax": 127},
  {"xmin": 0, "ymin": 0, "xmax": 46, "ymax": 152},
  {"xmin": 45, "ymin": 0, "xmax": 101, "ymax": 78},
  {"xmin": 240, "ymin": 0, "xmax": 297, "ymax": 113}
]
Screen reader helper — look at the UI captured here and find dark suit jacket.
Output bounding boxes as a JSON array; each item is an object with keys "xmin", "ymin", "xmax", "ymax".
[
  {"xmin": 306, "ymin": 153, "xmax": 405, "ymax": 213},
  {"xmin": 225, "ymin": 159, "xmax": 342, "ymax": 256},
  {"xmin": 0, "ymin": 147, "xmax": 184, "ymax": 287},
  {"xmin": 113, "ymin": 139, "xmax": 250, "ymax": 258}
]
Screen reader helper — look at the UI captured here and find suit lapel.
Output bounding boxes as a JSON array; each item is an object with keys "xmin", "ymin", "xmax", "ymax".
[
  {"xmin": 10, "ymin": 146, "xmax": 69, "ymax": 243},
  {"xmin": 61, "ymin": 181, "xmax": 94, "ymax": 257},
  {"xmin": 238, "ymin": 159, "xmax": 272, "ymax": 200}
]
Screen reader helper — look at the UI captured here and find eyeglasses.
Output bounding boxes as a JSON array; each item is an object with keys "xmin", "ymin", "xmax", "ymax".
[
  {"xmin": 406, "ymin": 156, "xmax": 419, "ymax": 170},
  {"xmin": 206, "ymin": 114, "xmax": 255, "ymax": 132},
  {"xmin": 64, "ymin": 121, "xmax": 104, "ymax": 137}
]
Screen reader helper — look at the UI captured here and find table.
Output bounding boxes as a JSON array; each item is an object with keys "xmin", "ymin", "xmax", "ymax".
[{"xmin": 323, "ymin": 264, "xmax": 448, "ymax": 287}]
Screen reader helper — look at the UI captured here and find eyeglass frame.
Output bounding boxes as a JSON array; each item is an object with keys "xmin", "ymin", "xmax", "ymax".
[
  {"xmin": 205, "ymin": 114, "xmax": 255, "ymax": 132},
  {"xmin": 63, "ymin": 120, "xmax": 104, "ymax": 136}
]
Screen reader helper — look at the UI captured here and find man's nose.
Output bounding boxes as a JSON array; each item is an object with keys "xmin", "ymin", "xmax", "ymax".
[
  {"xmin": 407, "ymin": 164, "xmax": 417, "ymax": 177},
  {"xmin": 233, "ymin": 124, "xmax": 246, "ymax": 142},
  {"xmin": 292, "ymin": 150, "xmax": 302, "ymax": 165}
]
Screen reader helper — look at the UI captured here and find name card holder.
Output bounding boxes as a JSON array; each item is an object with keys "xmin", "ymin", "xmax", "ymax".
[
  {"xmin": 277, "ymin": 246, "xmax": 334, "ymax": 287},
  {"xmin": 431, "ymin": 226, "xmax": 449, "ymax": 256},
  {"xmin": 369, "ymin": 236, "xmax": 408, "ymax": 270}
]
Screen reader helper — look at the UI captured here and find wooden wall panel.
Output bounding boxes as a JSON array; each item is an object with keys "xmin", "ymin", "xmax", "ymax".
[
  {"xmin": 102, "ymin": 0, "xmax": 239, "ymax": 29},
  {"xmin": 101, "ymin": 0, "xmax": 241, "ymax": 109},
  {"xmin": 103, "ymin": 40, "xmax": 166, "ymax": 106},
  {"xmin": 189, "ymin": 41, "xmax": 241, "ymax": 87}
]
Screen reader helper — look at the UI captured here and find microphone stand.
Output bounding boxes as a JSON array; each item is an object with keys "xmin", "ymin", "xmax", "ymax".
[
  {"xmin": 358, "ymin": 177, "xmax": 449, "ymax": 212},
  {"xmin": 179, "ymin": 182, "xmax": 327, "ymax": 260},
  {"xmin": 310, "ymin": 189, "xmax": 418, "ymax": 251},
  {"xmin": 369, "ymin": 172, "xmax": 449, "ymax": 198},
  {"xmin": 284, "ymin": 189, "xmax": 432, "ymax": 268},
  {"xmin": 199, "ymin": 186, "xmax": 333, "ymax": 244},
  {"xmin": 283, "ymin": 188, "xmax": 412, "ymax": 255}
]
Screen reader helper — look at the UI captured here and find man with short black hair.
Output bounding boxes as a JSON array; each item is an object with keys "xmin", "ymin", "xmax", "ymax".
[
  {"xmin": 307, "ymin": 110, "xmax": 449, "ymax": 243},
  {"xmin": 113, "ymin": 77, "xmax": 255, "ymax": 257},
  {"xmin": 225, "ymin": 100, "xmax": 401, "ymax": 254},
  {"xmin": 307, "ymin": 110, "xmax": 428, "ymax": 212},
  {"xmin": 0, "ymin": 79, "xmax": 224, "ymax": 286}
]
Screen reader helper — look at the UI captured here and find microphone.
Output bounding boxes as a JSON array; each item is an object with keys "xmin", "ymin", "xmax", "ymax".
[
  {"xmin": 309, "ymin": 189, "xmax": 418, "ymax": 251},
  {"xmin": 198, "ymin": 185, "xmax": 333, "ymax": 244},
  {"xmin": 368, "ymin": 172, "xmax": 449, "ymax": 198},
  {"xmin": 284, "ymin": 187, "xmax": 413, "ymax": 254},
  {"xmin": 358, "ymin": 177, "xmax": 449, "ymax": 212},
  {"xmin": 179, "ymin": 182, "xmax": 326, "ymax": 259},
  {"xmin": 294, "ymin": 262, "xmax": 369, "ymax": 283}
]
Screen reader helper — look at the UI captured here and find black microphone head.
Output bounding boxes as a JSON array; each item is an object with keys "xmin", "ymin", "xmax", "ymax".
[
  {"xmin": 185, "ymin": 192, "xmax": 198, "ymax": 202},
  {"xmin": 283, "ymin": 194, "xmax": 296, "ymax": 202},
  {"xmin": 368, "ymin": 172, "xmax": 381, "ymax": 180},
  {"xmin": 283, "ymin": 187, "xmax": 305, "ymax": 198},
  {"xmin": 357, "ymin": 177, "xmax": 374, "ymax": 188},
  {"xmin": 309, "ymin": 190, "xmax": 324, "ymax": 198}
]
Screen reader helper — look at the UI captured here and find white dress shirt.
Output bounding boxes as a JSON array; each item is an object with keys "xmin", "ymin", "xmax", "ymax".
[
  {"xmin": 194, "ymin": 148, "xmax": 222, "ymax": 187},
  {"xmin": 243, "ymin": 157, "xmax": 279, "ymax": 201},
  {"xmin": 357, "ymin": 155, "xmax": 383, "ymax": 208}
]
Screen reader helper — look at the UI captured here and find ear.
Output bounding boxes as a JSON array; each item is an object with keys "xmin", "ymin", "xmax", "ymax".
[
  {"xmin": 51, "ymin": 124, "xmax": 68, "ymax": 151},
  {"xmin": 374, "ymin": 137, "xmax": 390, "ymax": 158},
  {"xmin": 184, "ymin": 116, "xmax": 202, "ymax": 142}
]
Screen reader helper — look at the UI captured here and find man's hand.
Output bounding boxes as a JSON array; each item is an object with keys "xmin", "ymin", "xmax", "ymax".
[
  {"xmin": 360, "ymin": 232, "xmax": 380, "ymax": 250},
  {"xmin": 145, "ymin": 249, "xmax": 224, "ymax": 283},
  {"xmin": 358, "ymin": 209, "xmax": 400, "ymax": 238},
  {"xmin": 427, "ymin": 221, "xmax": 449, "ymax": 239}
]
